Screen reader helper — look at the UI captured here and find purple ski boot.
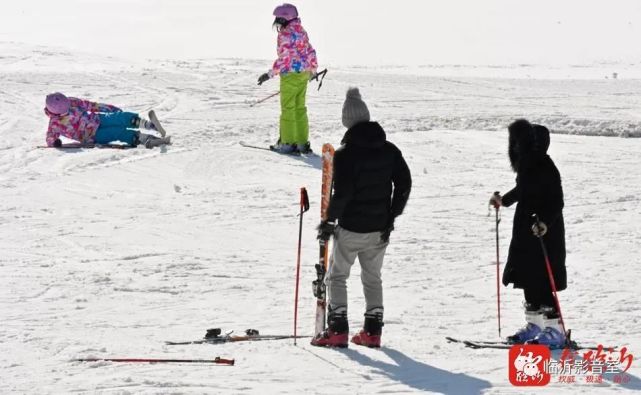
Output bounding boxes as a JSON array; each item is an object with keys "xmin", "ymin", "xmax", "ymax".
[
  {"xmin": 527, "ymin": 316, "xmax": 567, "ymax": 349},
  {"xmin": 507, "ymin": 307, "xmax": 544, "ymax": 344}
]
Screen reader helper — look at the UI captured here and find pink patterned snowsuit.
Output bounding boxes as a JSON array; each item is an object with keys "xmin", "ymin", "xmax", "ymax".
[
  {"xmin": 44, "ymin": 98, "xmax": 121, "ymax": 146},
  {"xmin": 269, "ymin": 18, "xmax": 318, "ymax": 77}
]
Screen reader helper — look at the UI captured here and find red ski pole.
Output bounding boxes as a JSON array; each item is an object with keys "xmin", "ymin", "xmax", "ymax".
[
  {"xmin": 74, "ymin": 356, "xmax": 234, "ymax": 365},
  {"xmin": 533, "ymin": 214, "xmax": 569, "ymax": 345},
  {"xmin": 493, "ymin": 192, "xmax": 502, "ymax": 339},
  {"xmin": 294, "ymin": 187, "xmax": 310, "ymax": 345}
]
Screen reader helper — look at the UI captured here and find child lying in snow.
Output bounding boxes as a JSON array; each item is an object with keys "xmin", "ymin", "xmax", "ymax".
[{"xmin": 44, "ymin": 92, "xmax": 170, "ymax": 148}]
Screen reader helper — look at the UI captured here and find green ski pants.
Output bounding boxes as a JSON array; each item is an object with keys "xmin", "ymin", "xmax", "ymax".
[{"xmin": 279, "ymin": 72, "xmax": 310, "ymax": 145}]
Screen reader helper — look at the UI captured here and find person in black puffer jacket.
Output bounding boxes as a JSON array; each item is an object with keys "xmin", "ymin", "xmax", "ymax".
[
  {"xmin": 489, "ymin": 119, "xmax": 567, "ymax": 348},
  {"xmin": 311, "ymin": 87, "xmax": 411, "ymax": 348}
]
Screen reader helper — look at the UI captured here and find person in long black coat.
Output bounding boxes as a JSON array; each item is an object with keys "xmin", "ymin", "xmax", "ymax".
[{"xmin": 490, "ymin": 119, "xmax": 567, "ymax": 347}]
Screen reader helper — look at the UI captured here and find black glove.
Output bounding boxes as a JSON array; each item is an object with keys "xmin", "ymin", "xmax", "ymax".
[
  {"xmin": 257, "ymin": 73, "xmax": 270, "ymax": 85},
  {"xmin": 316, "ymin": 220, "xmax": 336, "ymax": 241},
  {"xmin": 53, "ymin": 139, "xmax": 62, "ymax": 148},
  {"xmin": 381, "ymin": 219, "xmax": 395, "ymax": 243}
]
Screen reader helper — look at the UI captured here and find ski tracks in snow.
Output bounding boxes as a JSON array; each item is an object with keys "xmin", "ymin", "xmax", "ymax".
[{"xmin": 2, "ymin": 43, "xmax": 641, "ymax": 393}]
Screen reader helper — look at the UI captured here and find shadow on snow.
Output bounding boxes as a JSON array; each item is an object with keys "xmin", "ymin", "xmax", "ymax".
[{"xmin": 343, "ymin": 347, "xmax": 492, "ymax": 394}]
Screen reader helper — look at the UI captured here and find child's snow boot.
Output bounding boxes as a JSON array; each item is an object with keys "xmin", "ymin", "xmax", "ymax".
[
  {"xmin": 506, "ymin": 303, "xmax": 544, "ymax": 344},
  {"xmin": 311, "ymin": 309, "xmax": 348, "ymax": 348},
  {"xmin": 135, "ymin": 132, "xmax": 171, "ymax": 148},
  {"xmin": 145, "ymin": 135, "xmax": 171, "ymax": 149},
  {"xmin": 134, "ymin": 116, "xmax": 157, "ymax": 132},
  {"xmin": 351, "ymin": 308, "xmax": 383, "ymax": 348},
  {"xmin": 148, "ymin": 110, "xmax": 167, "ymax": 137}
]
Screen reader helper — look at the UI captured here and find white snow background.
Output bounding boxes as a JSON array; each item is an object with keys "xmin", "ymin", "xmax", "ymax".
[{"xmin": 1, "ymin": 1, "xmax": 641, "ymax": 394}]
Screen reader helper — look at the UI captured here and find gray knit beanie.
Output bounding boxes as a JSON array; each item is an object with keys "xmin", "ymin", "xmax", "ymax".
[{"xmin": 342, "ymin": 87, "xmax": 370, "ymax": 128}]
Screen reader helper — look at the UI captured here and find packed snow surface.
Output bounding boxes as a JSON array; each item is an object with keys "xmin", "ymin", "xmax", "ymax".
[{"xmin": 1, "ymin": 42, "xmax": 640, "ymax": 393}]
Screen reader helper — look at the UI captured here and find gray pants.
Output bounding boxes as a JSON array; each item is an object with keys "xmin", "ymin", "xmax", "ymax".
[{"xmin": 326, "ymin": 226, "xmax": 388, "ymax": 313}]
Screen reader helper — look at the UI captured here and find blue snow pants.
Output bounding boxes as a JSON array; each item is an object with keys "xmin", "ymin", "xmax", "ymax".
[{"xmin": 95, "ymin": 112, "xmax": 139, "ymax": 145}]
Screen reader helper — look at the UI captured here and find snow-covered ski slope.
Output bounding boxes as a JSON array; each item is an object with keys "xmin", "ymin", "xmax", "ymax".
[{"xmin": 1, "ymin": 42, "xmax": 640, "ymax": 394}]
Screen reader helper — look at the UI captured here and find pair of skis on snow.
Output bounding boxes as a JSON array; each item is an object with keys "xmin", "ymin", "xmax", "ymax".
[
  {"xmin": 313, "ymin": 144, "xmax": 335, "ymax": 334},
  {"xmin": 164, "ymin": 328, "xmax": 310, "ymax": 346},
  {"xmin": 445, "ymin": 335, "xmax": 615, "ymax": 351},
  {"xmin": 37, "ymin": 139, "xmax": 171, "ymax": 150},
  {"xmin": 239, "ymin": 141, "xmax": 318, "ymax": 157}
]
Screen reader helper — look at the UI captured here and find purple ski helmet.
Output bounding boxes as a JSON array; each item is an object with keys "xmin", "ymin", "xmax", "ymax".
[
  {"xmin": 46, "ymin": 92, "xmax": 70, "ymax": 115},
  {"xmin": 273, "ymin": 3, "xmax": 298, "ymax": 21}
]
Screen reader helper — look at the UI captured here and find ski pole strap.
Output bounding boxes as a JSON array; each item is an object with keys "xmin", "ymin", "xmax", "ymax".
[
  {"xmin": 311, "ymin": 68, "xmax": 328, "ymax": 91},
  {"xmin": 300, "ymin": 187, "xmax": 310, "ymax": 213}
]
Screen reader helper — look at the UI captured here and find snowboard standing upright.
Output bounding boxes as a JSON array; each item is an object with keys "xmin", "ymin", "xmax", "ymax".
[{"xmin": 313, "ymin": 143, "xmax": 335, "ymax": 335}]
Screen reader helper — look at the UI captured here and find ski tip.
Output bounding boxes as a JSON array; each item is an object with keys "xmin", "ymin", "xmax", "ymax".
[{"xmin": 321, "ymin": 143, "xmax": 335, "ymax": 153}]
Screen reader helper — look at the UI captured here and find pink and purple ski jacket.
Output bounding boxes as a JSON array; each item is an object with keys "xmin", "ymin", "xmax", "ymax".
[
  {"xmin": 45, "ymin": 98, "xmax": 121, "ymax": 146},
  {"xmin": 270, "ymin": 19, "xmax": 318, "ymax": 77}
]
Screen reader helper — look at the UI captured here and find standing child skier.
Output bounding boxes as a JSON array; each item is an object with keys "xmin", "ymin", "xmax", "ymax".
[
  {"xmin": 489, "ymin": 119, "xmax": 567, "ymax": 347},
  {"xmin": 311, "ymin": 88, "xmax": 412, "ymax": 348},
  {"xmin": 44, "ymin": 92, "xmax": 170, "ymax": 148},
  {"xmin": 257, "ymin": 3, "xmax": 317, "ymax": 154}
]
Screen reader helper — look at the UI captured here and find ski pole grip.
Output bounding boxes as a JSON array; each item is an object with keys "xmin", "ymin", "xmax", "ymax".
[
  {"xmin": 214, "ymin": 357, "xmax": 235, "ymax": 366},
  {"xmin": 489, "ymin": 191, "xmax": 501, "ymax": 210},
  {"xmin": 531, "ymin": 213, "xmax": 544, "ymax": 237},
  {"xmin": 300, "ymin": 187, "xmax": 310, "ymax": 212}
]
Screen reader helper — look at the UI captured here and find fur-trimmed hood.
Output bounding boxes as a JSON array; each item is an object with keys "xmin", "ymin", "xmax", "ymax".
[{"xmin": 508, "ymin": 119, "xmax": 550, "ymax": 172}]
